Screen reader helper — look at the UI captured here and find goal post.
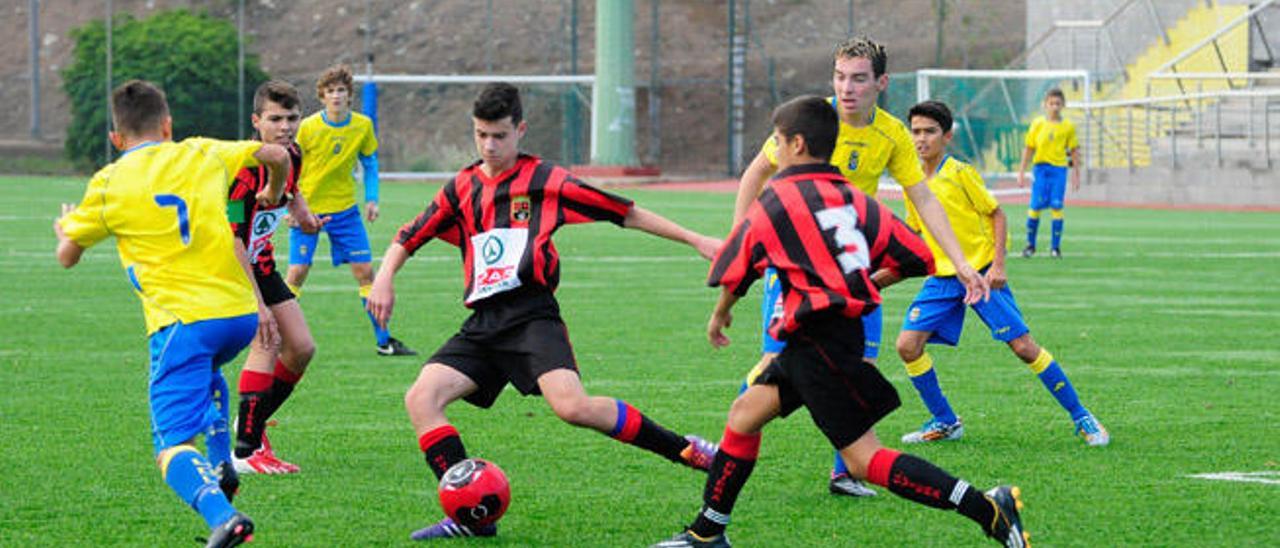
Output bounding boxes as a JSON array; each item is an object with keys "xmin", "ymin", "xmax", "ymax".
[
  {"xmin": 914, "ymin": 69, "xmax": 1091, "ymax": 183},
  {"xmin": 353, "ymin": 74, "xmax": 595, "ymax": 181}
]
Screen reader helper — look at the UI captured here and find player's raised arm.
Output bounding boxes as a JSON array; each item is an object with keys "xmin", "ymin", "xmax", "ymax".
[
  {"xmin": 623, "ymin": 206, "xmax": 722, "ymax": 260},
  {"xmin": 252, "ymin": 143, "xmax": 291, "ymax": 205},
  {"xmin": 732, "ymin": 149, "xmax": 777, "ymax": 225}
]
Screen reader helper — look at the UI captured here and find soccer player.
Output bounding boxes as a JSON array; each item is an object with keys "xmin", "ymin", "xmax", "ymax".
[
  {"xmin": 655, "ymin": 95, "xmax": 1028, "ymax": 548},
  {"xmin": 731, "ymin": 36, "xmax": 990, "ymax": 498},
  {"xmin": 1016, "ymin": 88, "xmax": 1080, "ymax": 258},
  {"xmin": 229, "ymin": 80, "xmax": 328, "ymax": 475},
  {"xmin": 365, "ymin": 83, "xmax": 723, "ymax": 540},
  {"xmin": 287, "ymin": 63, "xmax": 416, "ymax": 356},
  {"xmin": 54, "ymin": 80, "xmax": 290, "ymax": 547},
  {"xmin": 896, "ymin": 100, "xmax": 1109, "ymax": 447}
]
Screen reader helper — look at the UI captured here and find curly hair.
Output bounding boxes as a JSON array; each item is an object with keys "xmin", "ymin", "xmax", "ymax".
[{"xmin": 833, "ymin": 36, "xmax": 888, "ymax": 77}]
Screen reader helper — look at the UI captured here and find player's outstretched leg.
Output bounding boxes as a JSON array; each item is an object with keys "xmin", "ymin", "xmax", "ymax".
[
  {"xmin": 845, "ymin": 433, "xmax": 1030, "ymax": 547},
  {"xmin": 158, "ymin": 443, "xmax": 252, "ymax": 545},
  {"xmin": 1012, "ymin": 338, "xmax": 1108, "ymax": 447},
  {"xmin": 897, "ymin": 338, "xmax": 964, "ymax": 444},
  {"xmin": 405, "ymin": 363, "xmax": 499, "ymax": 540},
  {"xmin": 539, "ymin": 369, "xmax": 717, "ymax": 471}
]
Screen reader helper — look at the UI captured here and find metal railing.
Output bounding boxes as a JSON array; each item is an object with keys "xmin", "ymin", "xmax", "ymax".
[
  {"xmin": 1078, "ymin": 87, "xmax": 1280, "ymax": 172},
  {"xmin": 1148, "ymin": 0, "xmax": 1279, "ymax": 94}
]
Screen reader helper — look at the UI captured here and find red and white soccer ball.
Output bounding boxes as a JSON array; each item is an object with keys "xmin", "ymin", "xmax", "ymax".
[{"xmin": 438, "ymin": 458, "xmax": 511, "ymax": 528}]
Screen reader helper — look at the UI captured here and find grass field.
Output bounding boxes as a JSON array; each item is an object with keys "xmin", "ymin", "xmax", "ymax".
[{"xmin": 2, "ymin": 174, "xmax": 1278, "ymax": 546}]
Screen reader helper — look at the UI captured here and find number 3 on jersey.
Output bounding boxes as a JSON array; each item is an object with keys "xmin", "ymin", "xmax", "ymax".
[
  {"xmin": 815, "ymin": 205, "xmax": 869, "ymax": 273},
  {"xmin": 154, "ymin": 194, "xmax": 191, "ymax": 246}
]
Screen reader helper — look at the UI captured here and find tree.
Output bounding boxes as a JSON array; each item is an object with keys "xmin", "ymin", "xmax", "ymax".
[{"xmin": 62, "ymin": 10, "xmax": 268, "ymax": 171}]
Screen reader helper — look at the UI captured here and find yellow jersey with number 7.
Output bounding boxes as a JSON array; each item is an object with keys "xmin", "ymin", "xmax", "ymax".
[{"xmin": 59, "ymin": 138, "xmax": 263, "ymax": 334}]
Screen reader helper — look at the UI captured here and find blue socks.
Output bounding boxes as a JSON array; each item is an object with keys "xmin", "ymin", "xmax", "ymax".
[
  {"xmin": 161, "ymin": 446, "xmax": 237, "ymax": 528},
  {"xmin": 1029, "ymin": 349, "xmax": 1088, "ymax": 420},
  {"xmin": 905, "ymin": 354, "xmax": 959, "ymax": 424},
  {"xmin": 360, "ymin": 294, "xmax": 391, "ymax": 346},
  {"xmin": 205, "ymin": 372, "xmax": 232, "ymax": 468},
  {"xmin": 1051, "ymin": 218, "xmax": 1064, "ymax": 251},
  {"xmin": 1026, "ymin": 215, "xmax": 1040, "ymax": 249}
]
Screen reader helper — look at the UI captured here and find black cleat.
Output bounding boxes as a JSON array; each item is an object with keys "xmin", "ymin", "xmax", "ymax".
[
  {"xmin": 205, "ymin": 513, "xmax": 254, "ymax": 548},
  {"xmin": 216, "ymin": 461, "xmax": 240, "ymax": 503},
  {"xmin": 1020, "ymin": 246, "xmax": 1035, "ymax": 258},
  {"xmin": 651, "ymin": 530, "xmax": 731, "ymax": 548},
  {"xmin": 376, "ymin": 337, "xmax": 418, "ymax": 356},
  {"xmin": 984, "ymin": 485, "xmax": 1030, "ymax": 547}
]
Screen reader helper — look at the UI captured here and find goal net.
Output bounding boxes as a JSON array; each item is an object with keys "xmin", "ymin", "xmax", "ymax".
[
  {"xmin": 912, "ymin": 69, "xmax": 1092, "ymax": 184},
  {"xmin": 354, "ymin": 74, "xmax": 594, "ymax": 181}
]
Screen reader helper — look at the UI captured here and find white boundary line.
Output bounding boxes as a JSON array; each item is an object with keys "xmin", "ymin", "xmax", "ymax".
[{"xmin": 1187, "ymin": 472, "xmax": 1280, "ymax": 485}]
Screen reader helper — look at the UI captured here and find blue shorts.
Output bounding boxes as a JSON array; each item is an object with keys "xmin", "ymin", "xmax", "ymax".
[
  {"xmin": 289, "ymin": 206, "xmax": 373, "ymax": 267},
  {"xmin": 901, "ymin": 275, "xmax": 1030, "ymax": 347},
  {"xmin": 759, "ymin": 267, "xmax": 881, "ymax": 359},
  {"xmin": 148, "ymin": 314, "xmax": 256, "ymax": 453},
  {"xmin": 1030, "ymin": 163, "xmax": 1067, "ymax": 211}
]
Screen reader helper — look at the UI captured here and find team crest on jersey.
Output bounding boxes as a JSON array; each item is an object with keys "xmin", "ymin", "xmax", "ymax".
[
  {"xmin": 847, "ymin": 149, "xmax": 860, "ymax": 172},
  {"xmin": 332, "ymin": 142, "xmax": 343, "ymax": 155},
  {"xmin": 511, "ymin": 196, "xmax": 531, "ymax": 223}
]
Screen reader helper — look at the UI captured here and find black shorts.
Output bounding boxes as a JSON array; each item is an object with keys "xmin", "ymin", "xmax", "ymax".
[
  {"xmin": 255, "ymin": 269, "xmax": 295, "ymax": 307},
  {"xmin": 752, "ymin": 313, "xmax": 901, "ymax": 449},
  {"xmin": 429, "ymin": 287, "xmax": 578, "ymax": 409}
]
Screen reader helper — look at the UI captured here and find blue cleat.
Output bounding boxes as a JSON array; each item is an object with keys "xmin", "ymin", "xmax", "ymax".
[
  {"xmin": 410, "ymin": 517, "xmax": 496, "ymax": 541},
  {"xmin": 901, "ymin": 417, "xmax": 964, "ymax": 444},
  {"xmin": 1073, "ymin": 414, "xmax": 1110, "ymax": 447}
]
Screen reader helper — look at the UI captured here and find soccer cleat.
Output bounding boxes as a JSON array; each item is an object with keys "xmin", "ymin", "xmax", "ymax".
[
  {"xmin": 901, "ymin": 417, "xmax": 964, "ymax": 444},
  {"xmin": 1049, "ymin": 248, "xmax": 1062, "ymax": 259},
  {"xmin": 829, "ymin": 472, "xmax": 877, "ymax": 497},
  {"xmin": 216, "ymin": 461, "xmax": 240, "ymax": 502},
  {"xmin": 1073, "ymin": 414, "xmax": 1110, "ymax": 447},
  {"xmin": 377, "ymin": 337, "xmax": 418, "ymax": 356},
  {"xmin": 205, "ymin": 512, "xmax": 254, "ymax": 548},
  {"xmin": 984, "ymin": 485, "xmax": 1030, "ymax": 548},
  {"xmin": 1021, "ymin": 245, "xmax": 1035, "ymax": 258},
  {"xmin": 680, "ymin": 435, "xmax": 718, "ymax": 471},
  {"xmin": 651, "ymin": 530, "xmax": 732, "ymax": 548},
  {"xmin": 233, "ymin": 429, "xmax": 300, "ymax": 475},
  {"xmin": 409, "ymin": 517, "xmax": 497, "ymax": 540}
]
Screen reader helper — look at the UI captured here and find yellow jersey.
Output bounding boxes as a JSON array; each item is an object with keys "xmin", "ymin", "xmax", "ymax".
[
  {"xmin": 1024, "ymin": 115, "xmax": 1078, "ymax": 167},
  {"xmin": 762, "ymin": 101, "xmax": 923, "ymax": 196},
  {"xmin": 905, "ymin": 156, "xmax": 999, "ymax": 277},
  {"xmin": 296, "ymin": 111, "xmax": 378, "ymax": 214},
  {"xmin": 59, "ymin": 138, "xmax": 264, "ymax": 334}
]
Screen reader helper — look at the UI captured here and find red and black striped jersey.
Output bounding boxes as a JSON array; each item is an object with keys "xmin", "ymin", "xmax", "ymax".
[
  {"xmin": 228, "ymin": 142, "xmax": 302, "ymax": 277},
  {"xmin": 396, "ymin": 154, "xmax": 634, "ymax": 306},
  {"xmin": 708, "ymin": 163, "xmax": 934, "ymax": 340}
]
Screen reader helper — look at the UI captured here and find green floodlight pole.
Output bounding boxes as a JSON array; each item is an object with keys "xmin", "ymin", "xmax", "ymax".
[{"xmin": 591, "ymin": 0, "xmax": 637, "ymax": 166}]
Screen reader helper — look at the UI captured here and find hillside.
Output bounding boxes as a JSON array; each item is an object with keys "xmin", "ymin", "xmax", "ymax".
[{"xmin": 1, "ymin": 0, "xmax": 1023, "ymax": 174}]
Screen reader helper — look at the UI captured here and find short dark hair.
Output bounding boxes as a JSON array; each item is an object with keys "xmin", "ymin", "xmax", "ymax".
[
  {"xmin": 771, "ymin": 95, "xmax": 838, "ymax": 161},
  {"xmin": 111, "ymin": 80, "xmax": 169, "ymax": 136},
  {"xmin": 1045, "ymin": 88, "xmax": 1066, "ymax": 102},
  {"xmin": 908, "ymin": 100, "xmax": 954, "ymax": 133},
  {"xmin": 253, "ymin": 80, "xmax": 300, "ymax": 114},
  {"xmin": 834, "ymin": 36, "xmax": 888, "ymax": 77},
  {"xmin": 473, "ymin": 83, "xmax": 523, "ymax": 125}
]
